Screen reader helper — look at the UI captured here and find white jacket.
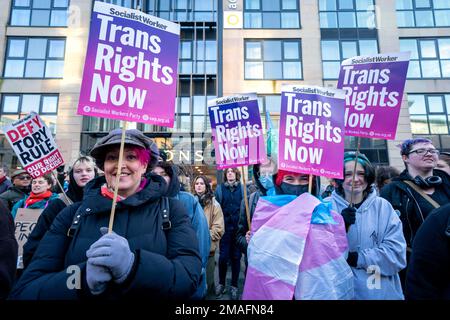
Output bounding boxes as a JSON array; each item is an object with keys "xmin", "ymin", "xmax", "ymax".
[{"xmin": 326, "ymin": 189, "xmax": 407, "ymax": 300}]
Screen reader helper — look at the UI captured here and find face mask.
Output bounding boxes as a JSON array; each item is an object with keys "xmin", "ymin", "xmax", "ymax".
[
  {"xmin": 280, "ymin": 182, "xmax": 309, "ymax": 196},
  {"xmin": 259, "ymin": 175, "xmax": 274, "ymax": 190}
]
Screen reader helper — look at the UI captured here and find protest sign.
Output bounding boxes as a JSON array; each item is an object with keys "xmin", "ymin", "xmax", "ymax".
[
  {"xmin": 3, "ymin": 112, "xmax": 64, "ymax": 178},
  {"xmin": 14, "ymin": 208, "xmax": 42, "ymax": 269},
  {"xmin": 278, "ymin": 85, "xmax": 346, "ymax": 179},
  {"xmin": 77, "ymin": 1, "xmax": 180, "ymax": 127},
  {"xmin": 337, "ymin": 52, "xmax": 410, "ymax": 139},
  {"xmin": 208, "ymin": 93, "xmax": 267, "ymax": 169}
]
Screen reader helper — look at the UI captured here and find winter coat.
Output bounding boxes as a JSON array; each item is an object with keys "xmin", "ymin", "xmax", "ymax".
[
  {"xmin": 406, "ymin": 203, "xmax": 450, "ymax": 300},
  {"xmin": 0, "ymin": 185, "xmax": 30, "ymax": 211},
  {"xmin": 11, "ymin": 193, "xmax": 59, "ymax": 219},
  {"xmin": 0, "ymin": 178, "xmax": 12, "ymax": 195},
  {"xmin": 22, "ymin": 168, "xmax": 93, "ymax": 270},
  {"xmin": 9, "ymin": 174, "xmax": 202, "ymax": 300},
  {"xmin": 0, "ymin": 201, "xmax": 17, "ymax": 300},
  {"xmin": 380, "ymin": 169, "xmax": 450, "ymax": 247},
  {"xmin": 215, "ymin": 182, "xmax": 243, "ymax": 233},
  {"xmin": 21, "ymin": 197, "xmax": 67, "ymax": 269},
  {"xmin": 327, "ymin": 190, "xmax": 407, "ymax": 300},
  {"xmin": 196, "ymin": 196, "xmax": 224, "ymax": 256}
]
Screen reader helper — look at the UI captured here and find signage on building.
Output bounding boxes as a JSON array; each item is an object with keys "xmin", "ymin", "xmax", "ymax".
[
  {"xmin": 223, "ymin": 0, "xmax": 243, "ymax": 29},
  {"xmin": 337, "ymin": 52, "xmax": 410, "ymax": 140},
  {"xmin": 2, "ymin": 112, "xmax": 64, "ymax": 178},
  {"xmin": 208, "ymin": 93, "xmax": 267, "ymax": 169},
  {"xmin": 278, "ymin": 85, "xmax": 346, "ymax": 179},
  {"xmin": 77, "ymin": 1, "xmax": 180, "ymax": 127}
]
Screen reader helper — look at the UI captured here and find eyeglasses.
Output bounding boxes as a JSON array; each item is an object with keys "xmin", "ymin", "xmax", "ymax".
[
  {"xmin": 408, "ymin": 148, "xmax": 440, "ymax": 156},
  {"xmin": 16, "ymin": 176, "xmax": 31, "ymax": 180}
]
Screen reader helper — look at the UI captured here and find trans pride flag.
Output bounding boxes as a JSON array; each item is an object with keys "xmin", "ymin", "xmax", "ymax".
[{"xmin": 242, "ymin": 193, "xmax": 354, "ymax": 300}]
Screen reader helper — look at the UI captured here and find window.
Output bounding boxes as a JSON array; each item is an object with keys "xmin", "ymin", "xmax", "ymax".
[
  {"xmin": 179, "ymin": 26, "xmax": 217, "ymax": 75},
  {"xmin": 4, "ymin": 37, "xmax": 66, "ymax": 78},
  {"xmin": 319, "ymin": 0, "xmax": 376, "ymax": 29},
  {"xmin": 146, "ymin": 0, "xmax": 217, "ymax": 22},
  {"xmin": 245, "ymin": 40, "xmax": 302, "ymax": 80},
  {"xmin": 244, "ymin": 0, "xmax": 300, "ymax": 29},
  {"xmin": 10, "ymin": 0, "xmax": 69, "ymax": 27},
  {"xmin": 103, "ymin": 0, "xmax": 134, "ymax": 8},
  {"xmin": 396, "ymin": 0, "xmax": 450, "ymax": 27},
  {"xmin": 321, "ymin": 39, "xmax": 378, "ymax": 79},
  {"xmin": 408, "ymin": 94, "xmax": 450, "ymax": 134},
  {"xmin": 0, "ymin": 94, "xmax": 58, "ymax": 134},
  {"xmin": 400, "ymin": 38, "xmax": 450, "ymax": 78},
  {"xmin": 179, "ymin": 39, "xmax": 216, "ymax": 74}
]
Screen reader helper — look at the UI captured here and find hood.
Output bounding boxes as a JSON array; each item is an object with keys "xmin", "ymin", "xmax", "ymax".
[
  {"xmin": 82, "ymin": 172, "xmax": 168, "ymax": 213},
  {"xmin": 65, "ymin": 168, "xmax": 84, "ymax": 203},
  {"xmin": 330, "ymin": 188, "xmax": 377, "ymax": 212}
]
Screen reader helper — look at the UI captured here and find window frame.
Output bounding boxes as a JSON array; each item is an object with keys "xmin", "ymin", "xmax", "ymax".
[
  {"xmin": 244, "ymin": 39, "xmax": 303, "ymax": 80},
  {"xmin": 396, "ymin": 0, "xmax": 450, "ymax": 28},
  {"xmin": 9, "ymin": 0, "xmax": 70, "ymax": 27},
  {"xmin": 408, "ymin": 93, "xmax": 450, "ymax": 135},
  {"xmin": 3, "ymin": 37, "xmax": 66, "ymax": 79},
  {"xmin": 243, "ymin": 0, "xmax": 301, "ymax": 29},
  {"xmin": 400, "ymin": 37, "xmax": 450, "ymax": 79},
  {"xmin": 321, "ymin": 38, "xmax": 379, "ymax": 80},
  {"xmin": 319, "ymin": 0, "xmax": 376, "ymax": 29}
]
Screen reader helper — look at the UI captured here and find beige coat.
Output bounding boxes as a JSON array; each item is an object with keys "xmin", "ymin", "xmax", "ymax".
[{"xmin": 203, "ymin": 198, "xmax": 225, "ymax": 256}]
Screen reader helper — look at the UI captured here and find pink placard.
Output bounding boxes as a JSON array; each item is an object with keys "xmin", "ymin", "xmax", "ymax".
[
  {"xmin": 278, "ymin": 85, "xmax": 346, "ymax": 179},
  {"xmin": 77, "ymin": 2, "xmax": 180, "ymax": 127}
]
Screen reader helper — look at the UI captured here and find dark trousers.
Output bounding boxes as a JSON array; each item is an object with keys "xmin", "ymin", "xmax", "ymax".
[{"xmin": 218, "ymin": 230, "xmax": 241, "ymax": 287}]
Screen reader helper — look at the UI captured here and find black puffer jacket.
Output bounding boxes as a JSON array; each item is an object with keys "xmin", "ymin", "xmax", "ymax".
[
  {"xmin": 380, "ymin": 169, "xmax": 450, "ymax": 247},
  {"xmin": 22, "ymin": 168, "xmax": 92, "ymax": 269},
  {"xmin": 9, "ymin": 174, "xmax": 202, "ymax": 300},
  {"xmin": 0, "ymin": 201, "xmax": 17, "ymax": 299},
  {"xmin": 406, "ymin": 203, "xmax": 450, "ymax": 299}
]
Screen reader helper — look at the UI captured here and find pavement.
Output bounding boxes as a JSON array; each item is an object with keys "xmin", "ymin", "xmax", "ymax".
[{"xmin": 205, "ymin": 251, "xmax": 247, "ymax": 300}]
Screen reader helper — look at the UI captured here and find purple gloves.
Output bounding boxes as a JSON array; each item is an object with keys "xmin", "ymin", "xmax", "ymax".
[{"xmin": 85, "ymin": 227, "xmax": 135, "ymax": 295}]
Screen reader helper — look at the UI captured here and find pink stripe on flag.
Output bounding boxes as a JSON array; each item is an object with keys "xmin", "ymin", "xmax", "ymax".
[
  {"xmin": 242, "ymin": 266, "xmax": 296, "ymax": 300},
  {"xmin": 299, "ymin": 211, "xmax": 348, "ymax": 271}
]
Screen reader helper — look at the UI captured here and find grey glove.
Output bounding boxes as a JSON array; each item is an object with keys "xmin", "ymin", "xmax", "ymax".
[
  {"xmin": 86, "ymin": 260, "xmax": 112, "ymax": 295},
  {"xmin": 86, "ymin": 227, "xmax": 135, "ymax": 284}
]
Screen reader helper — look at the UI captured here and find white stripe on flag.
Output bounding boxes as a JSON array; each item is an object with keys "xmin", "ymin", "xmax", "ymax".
[{"xmin": 248, "ymin": 225, "xmax": 306, "ymax": 286}]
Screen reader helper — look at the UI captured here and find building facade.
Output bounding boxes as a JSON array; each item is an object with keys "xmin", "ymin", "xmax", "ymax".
[{"xmin": 0, "ymin": 0, "xmax": 449, "ymax": 181}]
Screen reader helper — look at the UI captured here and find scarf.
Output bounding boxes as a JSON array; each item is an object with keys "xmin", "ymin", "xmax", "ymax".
[
  {"xmin": 0, "ymin": 176, "xmax": 6, "ymax": 185},
  {"xmin": 224, "ymin": 180, "xmax": 240, "ymax": 192},
  {"xmin": 25, "ymin": 191, "xmax": 53, "ymax": 208},
  {"xmin": 100, "ymin": 178, "xmax": 148, "ymax": 202}
]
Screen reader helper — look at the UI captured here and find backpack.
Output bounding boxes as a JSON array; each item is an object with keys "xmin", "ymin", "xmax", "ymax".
[{"xmin": 67, "ymin": 197, "xmax": 171, "ymax": 237}]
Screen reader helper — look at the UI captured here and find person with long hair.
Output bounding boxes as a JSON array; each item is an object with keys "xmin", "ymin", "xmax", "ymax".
[
  {"xmin": 22, "ymin": 156, "xmax": 98, "ymax": 269},
  {"xmin": 192, "ymin": 175, "xmax": 224, "ymax": 298},
  {"xmin": 327, "ymin": 152, "xmax": 406, "ymax": 299}
]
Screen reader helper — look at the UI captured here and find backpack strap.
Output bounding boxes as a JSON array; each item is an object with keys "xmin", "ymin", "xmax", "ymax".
[
  {"xmin": 403, "ymin": 180, "xmax": 440, "ymax": 209},
  {"xmin": 67, "ymin": 204, "xmax": 83, "ymax": 238},
  {"xmin": 160, "ymin": 196, "xmax": 171, "ymax": 231}
]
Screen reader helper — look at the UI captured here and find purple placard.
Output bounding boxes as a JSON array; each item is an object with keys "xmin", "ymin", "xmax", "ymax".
[
  {"xmin": 208, "ymin": 94, "xmax": 267, "ymax": 169},
  {"xmin": 77, "ymin": 1, "xmax": 180, "ymax": 127},
  {"xmin": 337, "ymin": 52, "xmax": 410, "ymax": 140},
  {"xmin": 278, "ymin": 85, "xmax": 346, "ymax": 179}
]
